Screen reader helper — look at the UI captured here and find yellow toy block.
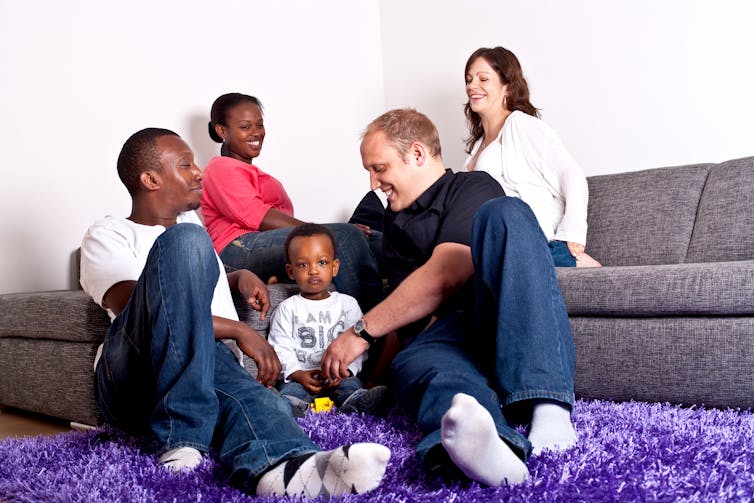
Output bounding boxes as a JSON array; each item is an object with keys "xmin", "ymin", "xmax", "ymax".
[{"xmin": 311, "ymin": 397, "xmax": 334, "ymax": 413}]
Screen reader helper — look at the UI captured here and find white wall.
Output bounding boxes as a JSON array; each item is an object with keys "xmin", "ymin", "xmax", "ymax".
[
  {"xmin": 380, "ymin": 0, "xmax": 754, "ymax": 176},
  {"xmin": 3, "ymin": 1, "xmax": 753, "ymax": 295},
  {"xmin": 0, "ymin": 0, "xmax": 385, "ymax": 294}
]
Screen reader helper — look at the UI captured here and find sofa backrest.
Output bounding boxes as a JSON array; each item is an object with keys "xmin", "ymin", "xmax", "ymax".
[
  {"xmin": 585, "ymin": 163, "xmax": 712, "ymax": 267},
  {"xmin": 686, "ymin": 156, "xmax": 754, "ymax": 263}
]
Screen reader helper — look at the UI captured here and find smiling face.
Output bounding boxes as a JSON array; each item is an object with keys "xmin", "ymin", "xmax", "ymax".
[
  {"xmin": 361, "ymin": 130, "xmax": 426, "ymax": 212},
  {"xmin": 154, "ymin": 135, "xmax": 204, "ymax": 213},
  {"xmin": 465, "ymin": 56, "xmax": 508, "ymax": 118},
  {"xmin": 285, "ymin": 234, "xmax": 340, "ymax": 300},
  {"xmin": 216, "ymin": 101, "xmax": 265, "ymax": 164}
]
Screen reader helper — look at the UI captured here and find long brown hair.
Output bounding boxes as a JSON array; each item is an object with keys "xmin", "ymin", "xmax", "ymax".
[{"xmin": 464, "ymin": 47, "xmax": 539, "ymax": 154}]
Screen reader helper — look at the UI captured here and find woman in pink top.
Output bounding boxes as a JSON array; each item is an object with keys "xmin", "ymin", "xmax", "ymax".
[{"xmin": 201, "ymin": 93, "xmax": 382, "ymax": 310}]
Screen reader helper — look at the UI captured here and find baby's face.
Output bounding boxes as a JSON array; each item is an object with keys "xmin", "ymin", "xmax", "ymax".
[{"xmin": 285, "ymin": 234, "xmax": 340, "ymax": 300}]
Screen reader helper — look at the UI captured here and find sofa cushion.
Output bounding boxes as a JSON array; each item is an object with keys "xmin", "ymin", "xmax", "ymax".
[
  {"xmin": 0, "ymin": 290, "xmax": 109, "ymax": 343},
  {"xmin": 572, "ymin": 316, "xmax": 754, "ymax": 409},
  {"xmin": 0, "ymin": 337, "xmax": 101, "ymax": 425},
  {"xmin": 686, "ymin": 157, "xmax": 754, "ymax": 264},
  {"xmin": 585, "ymin": 164, "xmax": 712, "ymax": 267},
  {"xmin": 233, "ymin": 283, "xmax": 301, "ymax": 338},
  {"xmin": 558, "ymin": 260, "xmax": 754, "ymax": 316}
]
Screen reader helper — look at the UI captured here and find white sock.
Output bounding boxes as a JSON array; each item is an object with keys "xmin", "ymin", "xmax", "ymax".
[
  {"xmin": 528, "ymin": 401, "xmax": 578, "ymax": 455},
  {"xmin": 441, "ymin": 393, "xmax": 529, "ymax": 486},
  {"xmin": 256, "ymin": 443, "xmax": 391, "ymax": 498},
  {"xmin": 159, "ymin": 446, "xmax": 203, "ymax": 472}
]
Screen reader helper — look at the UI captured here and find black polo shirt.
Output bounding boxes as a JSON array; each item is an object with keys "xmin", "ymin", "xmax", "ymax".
[{"xmin": 382, "ymin": 169, "xmax": 504, "ymax": 339}]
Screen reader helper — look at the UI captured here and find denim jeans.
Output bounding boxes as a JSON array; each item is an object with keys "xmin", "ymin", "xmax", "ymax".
[
  {"xmin": 219, "ymin": 224, "xmax": 383, "ymax": 311},
  {"xmin": 389, "ymin": 197, "xmax": 575, "ymax": 472},
  {"xmin": 278, "ymin": 375, "xmax": 364, "ymax": 408},
  {"xmin": 549, "ymin": 240, "xmax": 577, "ymax": 267},
  {"xmin": 95, "ymin": 223, "xmax": 318, "ymax": 489}
]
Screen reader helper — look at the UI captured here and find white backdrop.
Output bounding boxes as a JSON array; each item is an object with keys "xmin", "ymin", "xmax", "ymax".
[
  {"xmin": 0, "ymin": 0, "xmax": 385, "ymax": 294},
  {"xmin": 2, "ymin": 0, "xmax": 753, "ymax": 294},
  {"xmin": 381, "ymin": 0, "xmax": 754, "ymax": 175}
]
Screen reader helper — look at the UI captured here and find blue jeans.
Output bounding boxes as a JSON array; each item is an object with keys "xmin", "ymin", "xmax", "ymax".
[
  {"xmin": 219, "ymin": 224, "xmax": 383, "ymax": 310},
  {"xmin": 549, "ymin": 240, "xmax": 577, "ymax": 267},
  {"xmin": 390, "ymin": 197, "xmax": 575, "ymax": 472},
  {"xmin": 278, "ymin": 375, "xmax": 364, "ymax": 408},
  {"xmin": 95, "ymin": 223, "xmax": 318, "ymax": 490}
]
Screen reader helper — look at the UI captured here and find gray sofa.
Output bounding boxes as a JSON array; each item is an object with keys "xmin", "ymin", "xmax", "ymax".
[{"xmin": 1, "ymin": 156, "xmax": 753, "ymax": 426}]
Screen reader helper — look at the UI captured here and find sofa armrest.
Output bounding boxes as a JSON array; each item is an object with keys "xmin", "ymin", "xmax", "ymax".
[{"xmin": 557, "ymin": 260, "xmax": 754, "ymax": 317}]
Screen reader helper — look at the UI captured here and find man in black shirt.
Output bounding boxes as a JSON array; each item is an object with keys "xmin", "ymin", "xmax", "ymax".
[{"xmin": 322, "ymin": 109, "xmax": 576, "ymax": 486}]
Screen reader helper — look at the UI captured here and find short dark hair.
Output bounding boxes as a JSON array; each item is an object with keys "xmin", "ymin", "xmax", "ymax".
[
  {"xmin": 283, "ymin": 223, "xmax": 337, "ymax": 263},
  {"xmin": 208, "ymin": 92, "xmax": 263, "ymax": 144},
  {"xmin": 116, "ymin": 127, "xmax": 179, "ymax": 196}
]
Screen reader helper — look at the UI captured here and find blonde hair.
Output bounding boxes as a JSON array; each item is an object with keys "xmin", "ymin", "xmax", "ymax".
[{"xmin": 363, "ymin": 108, "xmax": 442, "ymax": 159}]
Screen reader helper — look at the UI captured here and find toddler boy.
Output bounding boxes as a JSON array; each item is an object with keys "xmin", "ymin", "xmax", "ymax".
[{"xmin": 269, "ymin": 223, "xmax": 389, "ymax": 417}]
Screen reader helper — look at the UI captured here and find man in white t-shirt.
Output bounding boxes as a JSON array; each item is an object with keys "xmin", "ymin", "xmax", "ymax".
[{"xmin": 79, "ymin": 128, "xmax": 389, "ymax": 499}]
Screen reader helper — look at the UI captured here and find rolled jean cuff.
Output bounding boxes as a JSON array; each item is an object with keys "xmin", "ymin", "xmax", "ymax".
[
  {"xmin": 158, "ymin": 440, "xmax": 209, "ymax": 457},
  {"xmin": 503, "ymin": 390, "xmax": 575, "ymax": 409}
]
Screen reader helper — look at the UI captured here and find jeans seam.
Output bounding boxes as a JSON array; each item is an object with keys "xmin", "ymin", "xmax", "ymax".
[
  {"xmin": 546, "ymin": 264, "xmax": 570, "ymax": 394},
  {"xmin": 215, "ymin": 387, "xmax": 273, "ymax": 469},
  {"xmin": 156, "ymin": 238, "xmax": 179, "ymax": 447}
]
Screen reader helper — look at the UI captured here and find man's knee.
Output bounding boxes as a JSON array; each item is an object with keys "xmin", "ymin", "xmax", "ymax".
[
  {"xmin": 154, "ymin": 223, "xmax": 216, "ymax": 267},
  {"xmin": 474, "ymin": 196, "xmax": 538, "ymax": 231},
  {"xmin": 159, "ymin": 223, "xmax": 212, "ymax": 248}
]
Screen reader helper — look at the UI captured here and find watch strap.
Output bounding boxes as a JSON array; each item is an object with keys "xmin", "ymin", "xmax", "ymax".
[{"xmin": 354, "ymin": 320, "xmax": 377, "ymax": 345}]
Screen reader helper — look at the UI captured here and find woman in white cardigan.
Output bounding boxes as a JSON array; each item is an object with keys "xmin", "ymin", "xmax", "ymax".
[{"xmin": 463, "ymin": 46, "xmax": 600, "ymax": 268}]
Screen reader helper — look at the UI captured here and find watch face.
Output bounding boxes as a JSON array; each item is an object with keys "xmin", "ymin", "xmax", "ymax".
[{"xmin": 354, "ymin": 319, "xmax": 365, "ymax": 333}]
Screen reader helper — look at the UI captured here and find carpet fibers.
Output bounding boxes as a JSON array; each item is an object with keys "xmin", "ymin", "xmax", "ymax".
[{"xmin": 2, "ymin": 398, "xmax": 754, "ymax": 502}]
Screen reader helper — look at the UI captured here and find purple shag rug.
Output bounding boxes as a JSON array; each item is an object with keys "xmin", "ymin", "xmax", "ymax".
[{"xmin": 2, "ymin": 398, "xmax": 754, "ymax": 502}]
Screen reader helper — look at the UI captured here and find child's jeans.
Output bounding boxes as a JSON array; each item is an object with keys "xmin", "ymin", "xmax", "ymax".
[{"xmin": 278, "ymin": 376, "xmax": 365, "ymax": 409}]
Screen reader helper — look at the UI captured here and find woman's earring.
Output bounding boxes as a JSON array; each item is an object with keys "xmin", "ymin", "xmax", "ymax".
[{"xmin": 504, "ymin": 96, "xmax": 508, "ymax": 109}]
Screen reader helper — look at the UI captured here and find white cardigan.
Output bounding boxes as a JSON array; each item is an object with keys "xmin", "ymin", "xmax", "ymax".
[{"xmin": 465, "ymin": 111, "xmax": 589, "ymax": 245}]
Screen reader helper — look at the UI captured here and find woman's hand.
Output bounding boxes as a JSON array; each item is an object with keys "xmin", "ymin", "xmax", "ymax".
[
  {"xmin": 566, "ymin": 241, "xmax": 585, "ymax": 260},
  {"xmin": 567, "ymin": 241, "xmax": 602, "ymax": 268},
  {"xmin": 352, "ymin": 223, "xmax": 372, "ymax": 237},
  {"xmin": 231, "ymin": 269, "xmax": 271, "ymax": 320},
  {"xmin": 235, "ymin": 326, "xmax": 281, "ymax": 387}
]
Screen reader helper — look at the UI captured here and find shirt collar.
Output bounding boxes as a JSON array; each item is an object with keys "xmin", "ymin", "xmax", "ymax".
[{"xmin": 404, "ymin": 169, "xmax": 454, "ymax": 213}]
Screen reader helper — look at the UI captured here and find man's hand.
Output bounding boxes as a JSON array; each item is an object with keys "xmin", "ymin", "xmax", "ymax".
[
  {"xmin": 288, "ymin": 369, "xmax": 333, "ymax": 395},
  {"xmin": 229, "ymin": 269, "xmax": 271, "ymax": 320},
  {"xmin": 320, "ymin": 328, "xmax": 369, "ymax": 382},
  {"xmin": 235, "ymin": 325, "xmax": 281, "ymax": 387}
]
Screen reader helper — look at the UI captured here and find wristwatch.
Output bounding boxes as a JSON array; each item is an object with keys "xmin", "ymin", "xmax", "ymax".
[{"xmin": 353, "ymin": 318, "xmax": 377, "ymax": 345}]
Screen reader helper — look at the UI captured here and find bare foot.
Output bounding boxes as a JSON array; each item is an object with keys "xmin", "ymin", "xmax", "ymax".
[{"xmin": 576, "ymin": 252, "xmax": 601, "ymax": 268}]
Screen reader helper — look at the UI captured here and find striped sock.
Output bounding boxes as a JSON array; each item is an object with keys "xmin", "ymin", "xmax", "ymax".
[{"xmin": 256, "ymin": 443, "xmax": 390, "ymax": 498}]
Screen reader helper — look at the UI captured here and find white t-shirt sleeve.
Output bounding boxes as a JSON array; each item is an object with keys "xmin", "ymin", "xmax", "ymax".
[
  {"xmin": 80, "ymin": 218, "xmax": 145, "ymax": 320},
  {"xmin": 268, "ymin": 297, "xmax": 302, "ymax": 380}
]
